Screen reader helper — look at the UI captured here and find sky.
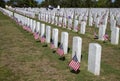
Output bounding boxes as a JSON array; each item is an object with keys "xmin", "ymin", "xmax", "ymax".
[
  {"xmin": 36, "ymin": 0, "xmax": 43, "ymax": 3},
  {"xmin": 111, "ymin": 0, "xmax": 115, "ymax": 3}
]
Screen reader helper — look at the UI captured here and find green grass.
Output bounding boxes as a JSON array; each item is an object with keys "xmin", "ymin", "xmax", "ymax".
[{"xmin": 0, "ymin": 11, "xmax": 120, "ymax": 81}]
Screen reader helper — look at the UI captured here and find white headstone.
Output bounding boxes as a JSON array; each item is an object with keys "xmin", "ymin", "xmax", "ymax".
[
  {"xmin": 45, "ymin": 14, "xmax": 48, "ymax": 23},
  {"xmin": 51, "ymin": 16, "xmax": 55, "ymax": 24},
  {"xmin": 80, "ymin": 21, "xmax": 86, "ymax": 34},
  {"xmin": 98, "ymin": 25, "xmax": 106, "ymax": 41},
  {"xmin": 89, "ymin": 16, "xmax": 93, "ymax": 26},
  {"xmin": 55, "ymin": 16, "xmax": 58, "ymax": 26},
  {"xmin": 58, "ymin": 17, "xmax": 63, "ymax": 27},
  {"xmin": 40, "ymin": 23, "xmax": 45, "ymax": 37},
  {"xmin": 63, "ymin": 17, "xmax": 67, "ymax": 28},
  {"xmin": 73, "ymin": 20, "xmax": 79, "ymax": 32},
  {"xmin": 48, "ymin": 14, "xmax": 51, "ymax": 23},
  {"xmin": 46, "ymin": 25, "xmax": 51, "ymax": 43},
  {"xmin": 68, "ymin": 18, "xmax": 72, "ymax": 30},
  {"xmin": 83, "ymin": 16, "xmax": 87, "ymax": 22},
  {"xmin": 38, "ymin": 13, "xmax": 41, "ymax": 20},
  {"xmin": 72, "ymin": 36, "xmax": 82, "ymax": 62},
  {"xmin": 24, "ymin": 16, "xmax": 26, "ymax": 25},
  {"xmin": 61, "ymin": 32, "xmax": 69, "ymax": 54},
  {"xmin": 116, "ymin": 16, "xmax": 120, "ymax": 26},
  {"xmin": 75, "ymin": 15, "xmax": 78, "ymax": 20},
  {"xmin": 30, "ymin": 19, "xmax": 33, "ymax": 30},
  {"xmin": 27, "ymin": 18, "xmax": 30, "ymax": 27},
  {"xmin": 26, "ymin": 17, "xmax": 29, "ymax": 27},
  {"xmin": 36, "ymin": 22, "xmax": 40, "ymax": 33},
  {"xmin": 78, "ymin": 15, "xmax": 83, "ymax": 23},
  {"xmin": 96, "ymin": 17, "xmax": 100, "ymax": 28},
  {"xmin": 43, "ymin": 13, "xmax": 46, "ymax": 22},
  {"xmin": 52, "ymin": 28, "xmax": 59, "ymax": 48},
  {"xmin": 25, "ymin": 17, "xmax": 28, "ymax": 26},
  {"xmin": 57, "ymin": 5, "xmax": 60, "ymax": 10},
  {"xmin": 32, "ymin": 20, "xmax": 36, "ymax": 33},
  {"xmin": 111, "ymin": 27, "xmax": 119, "ymax": 45},
  {"xmin": 41, "ymin": 13, "xmax": 43, "ymax": 21},
  {"xmin": 110, "ymin": 20, "xmax": 116, "ymax": 31},
  {"xmin": 103, "ymin": 17, "xmax": 107, "ymax": 26},
  {"xmin": 88, "ymin": 43, "xmax": 102, "ymax": 75}
]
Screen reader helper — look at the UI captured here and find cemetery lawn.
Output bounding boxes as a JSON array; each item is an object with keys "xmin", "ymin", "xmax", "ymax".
[{"xmin": 0, "ymin": 12, "xmax": 120, "ymax": 81}]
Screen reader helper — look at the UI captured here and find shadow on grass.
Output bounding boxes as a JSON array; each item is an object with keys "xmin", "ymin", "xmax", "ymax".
[
  {"xmin": 35, "ymin": 40, "xmax": 40, "ymax": 42},
  {"xmin": 70, "ymin": 69, "xmax": 80, "ymax": 74},
  {"xmin": 59, "ymin": 56, "xmax": 65, "ymax": 61},
  {"xmin": 81, "ymin": 55, "xmax": 83, "ymax": 61},
  {"xmin": 42, "ymin": 44, "xmax": 48, "ymax": 47},
  {"xmin": 68, "ymin": 47, "xmax": 70, "ymax": 53}
]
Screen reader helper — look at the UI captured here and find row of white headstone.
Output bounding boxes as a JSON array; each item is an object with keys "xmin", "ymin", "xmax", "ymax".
[
  {"xmin": 99, "ymin": 25, "xmax": 119, "ymax": 44},
  {"xmin": 24, "ymin": 8, "xmax": 119, "ymax": 28},
  {"xmin": 0, "ymin": 8, "xmax": 119, "ymax": 75},
  {"xmin": 12, "ymin": 12, "xmax": 102, "ymax": 75},
  {"xmin": 38, "ymin": 11, "xmax": 120, "ymax": 45},
  {"xmin": 39, "ymin": 13, "xmax": 87, "ymax": 34},
  {"xmin": 6, "ymin": 6, "xmax": 35, "ymax": 18},
  {"xmin": 10, "ymin": 7, "xmax": 120, "ymax": 26},
  {"xmin": 0, "ymin": 7, "xmax": 13, "ymax": 17},
  {"xmin": 10, "ymin": 8, "xmax": 120, "ymax": 37},
  {"xmin": 1, "ymin": 8, "xmax": 119, "ymax": 75}
]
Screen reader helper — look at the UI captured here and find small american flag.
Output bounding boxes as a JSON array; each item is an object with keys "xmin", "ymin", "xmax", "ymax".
[
  {"xmin": 103, "ymin": 34, "xmax": 109, "ymax": 41},
  {"xmin": 18, "ymin": 21, "xmax": 22, "ymax": 26},
  {"xmin": 50, "ymin": 39, "xmax": 55, "ymax": 49},
  {"xmin": 56, "ymin": 44, "xmax": 64, "ymax": 56},
  {"xmin": 75, "ymin": 26, "xmax": 79, "ymax": 30},
  {"xmin": 60, "ymin": 23, "xmax": 62, "ymax": 26},
  {"xmin": 27, "ymin": 27, "xmax": 32, "ymax": 33},
  {"xmin": 26, "ymin": 27, "xmax": 29, "ymax": 31},
  {"xmin": 25, "ymin": 26, "xmax": 28, "ymax": 31},
  {"xmin": 34, "ymin": 32, "xmax": 39, "ymax": 40},
  {"xmin": 94, "ymin": 32, "xmax": 97, "ymax": 36},
  {"xmin": 94, "ymin": 32, "xmax": 98, "ymax": 39},
  {"xmin": 63, "ymin": 24, "xmax": 66, "ymax": 27},
  {"xmin": 40, "ymin": 34, "xmax": 46, "ymax": 43},
  {"xmin": 68, "ymin": 16, "xmax": 71, "ymax": 19},
  {"xmin": 23, "ymin": 26, "xmax": 27, "ymax": 30},
  {"xmin": 69, "ymin": 53, "xmax": 80, "ymax": 71},
  {"xmin": 70, "ymin": 24, "xmax": 72, "ymax": 29}
]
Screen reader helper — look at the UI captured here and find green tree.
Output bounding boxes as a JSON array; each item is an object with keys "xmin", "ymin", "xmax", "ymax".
[
  {"xmin": 39, "ymin": 0, "xmax": 120, "ymax": 8},
  {"xmin": 6, "ymin": 0, "xmax": 38, "ymax": 7},
  {"xmin": 114, "ymin": 0, "xmax": 120, "ymax": 7},
  {"xmin": 0, "ymin": 0, "xmax": 5, "ymax": 8}
]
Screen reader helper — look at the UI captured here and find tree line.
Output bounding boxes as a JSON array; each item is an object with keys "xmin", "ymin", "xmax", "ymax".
[
  {"xmin": 0, "ymin": 0, "xmax": 120, "ymax": 8},
  {"xmin": 0, "ymin": 0, "xmax": 38, "ymax": 7},
  {"xmin": 40, "ymin": 0, "xmax": 120, "ymax": 8}
]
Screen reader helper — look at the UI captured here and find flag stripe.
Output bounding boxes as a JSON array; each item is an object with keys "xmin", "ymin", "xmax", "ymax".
[
  {"xmin": 34, "ymin": 33, "xmax": 39, "ymax": 40},
  {"xmin": 69, "ymin": 60, "xmax": 80, "ymax": 71},
  {"xmin": 56, "ymin": 48, "xmax": 64, "ymax": 56},
  {"xmin": 68, "ymin": 54, "xmax": 80, "ymax": 71},
  {"xmin": 103, "ymin": 34, "xmax": 109, "ymax": 40},
  {"xmin": 50, "ymin": 43, "xmax": 55, "ymax": 49},
  {"xmin": 40, "ymin": 35, "xmax": 46, "ymax": 43}
]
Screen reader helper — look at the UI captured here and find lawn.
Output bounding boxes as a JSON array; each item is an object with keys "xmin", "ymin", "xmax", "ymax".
[{"xmin": 0, "ymin": 11, "xmax": 120, "ymax": 81}]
